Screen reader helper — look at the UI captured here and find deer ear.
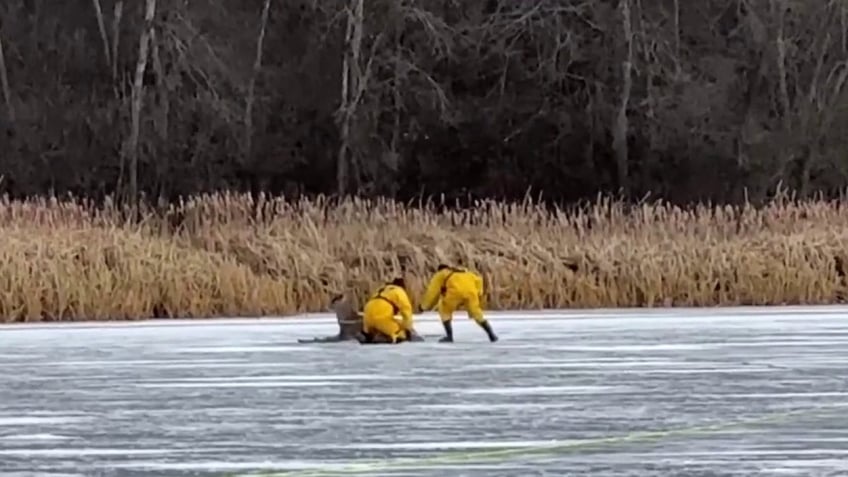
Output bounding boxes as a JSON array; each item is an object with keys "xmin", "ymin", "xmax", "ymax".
[{"xmin": 330, "ymin": 294, "xmax": 344, "ymax": 304}]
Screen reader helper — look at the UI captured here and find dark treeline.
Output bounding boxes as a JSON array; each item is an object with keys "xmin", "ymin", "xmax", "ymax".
[{"xmin": 2, "ymin": 0, "xmax": 848, "ymax": 206}]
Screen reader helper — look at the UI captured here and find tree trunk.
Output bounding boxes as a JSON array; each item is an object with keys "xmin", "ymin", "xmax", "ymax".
[
  {"xmin": 244, "ymin": 0, "xmax": 272, "ymax": 164},
  {"xmin": 612, "ymin": 0, "xmax": 633, "ymax": 195},
  {"xmin": 336, "ymin": 0, "xmax": 365, "ymax": 196},
  {"xmin": 124, "ymin": 0, "xmax": 157, "ymax": 210},
  {"xmin": 0, "ymin": 33, "xmax": 12, "ymax": 122}
]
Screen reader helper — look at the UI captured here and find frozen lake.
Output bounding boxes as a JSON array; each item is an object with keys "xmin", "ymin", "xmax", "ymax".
[{"xmin": 2, "ymin": 306, "xmax": 848, "ymax": 476}]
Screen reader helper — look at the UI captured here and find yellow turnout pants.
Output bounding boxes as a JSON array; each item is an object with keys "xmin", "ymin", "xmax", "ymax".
[
  {"xmin": 438, "ymin": 290, "xmax": 485, "ymax": 324},
  {"xmin": 363, "ymin": 298, "xmax": 407, "ymax": 343}
]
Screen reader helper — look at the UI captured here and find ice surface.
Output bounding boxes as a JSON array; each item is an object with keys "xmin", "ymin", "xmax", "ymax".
[{"xmin": 1, "ymin": 306, "xmax": 848, "ymax": 476}]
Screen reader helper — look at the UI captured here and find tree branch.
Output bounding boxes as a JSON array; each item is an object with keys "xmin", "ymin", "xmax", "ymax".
[
  {"xmin": 110, "ymin": 1, "xmax": 124, "ymax": 84},
  {"xmin": 91, "ymin": 0, "xmax": 112, "ymax": 68},
  {"xmin": 672, "ymin": 0, "xmax": 680, "ymax": 66}
]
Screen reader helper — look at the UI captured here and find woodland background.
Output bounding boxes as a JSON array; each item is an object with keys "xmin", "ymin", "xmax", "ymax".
[{"xmin": 1, "ymin": 0, "xmax": 848, "ymax": 205}]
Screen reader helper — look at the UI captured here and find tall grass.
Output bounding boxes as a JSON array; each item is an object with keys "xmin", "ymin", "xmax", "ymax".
[{"xmin": 0, "ymin": 192, "xmax": 846, "ymax": 322}]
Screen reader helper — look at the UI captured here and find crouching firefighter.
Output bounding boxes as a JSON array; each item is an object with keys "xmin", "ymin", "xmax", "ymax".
[
  {"xmin": 419, "ymin": 264, "xmax": 498, "ymax": 343},
  {"xmin": 361, "ymin": 278, "xmax": 421, "ymax": 344}
]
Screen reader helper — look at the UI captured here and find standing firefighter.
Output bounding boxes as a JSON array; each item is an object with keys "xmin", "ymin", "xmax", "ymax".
[
  {"xmin": 362, "ymin": 278, "xmax": 417, "ymax": 344},
  {"xmin": 419, "ymin": 264, "xmax": 498, "ymax": 343}
]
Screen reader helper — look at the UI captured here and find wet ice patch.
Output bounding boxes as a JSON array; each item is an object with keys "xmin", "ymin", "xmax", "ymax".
[
  {"xmin": 716, "ymin": 339, "xmax": 848, "ymax": 348},
  {"xmin": 324, "ymin": 439, "xmax": 563, "ymax": 450},
  {"xmin": 0, "ymin": 448, "xmax": 178, "ymax": 457},
  {"xmin": 546, "ymin": 343, "xmax": 723, "ymax": 352},
  {"xmin": 459, "ymin": 385, "xmax": 630, "ymax": 396},
  {"xmin": 412, "ymin": 403, "xmax": 580, "ymax": 411},
  {"xmin": 2, "ymin": 473, "xmax": 87, "ymax": 477},
  {"xmin": 134, "ymin": 381, "xmax": 350, "ymax": 388},
  {"xmin": 629, "ymin": 449, "xmax": 848, "ymax": 457},
  {"xmin": 0, "ymin": 417, "xmax": 92, "ymax": 426},
  {"xmin": 701, "ymin": 392, "xmax": 848, "ymax": 399},
  {"xmin": 135, "ymin": 374, "xmax": 385, "ymax": 383},
  {"xmin": 635, "ymin": 367, "xmax": 778, "ymax": 375},
  {"xmin": 0, "ymin": 353, "xmax": 45, "ymax": 360},
  {"xmin": 53, "ymin": 358, "xmax": 249, "ymax": 367},
  {"xmin": 138, "ymin": 362, "xmax": 305, "ymax": 370},
  {"xmin": 111, "ymin": 460, "xmax": 387, "ymax": 471},
  {"xmin": 463, "ymin": 359, "xmax": 720, "ymax": 370},
  {"xmin": 0, "ymin": 433, "xmax": 74, "ymax": 441},
  {"xmin": 172, "ymin": 346, "xmax": 315, "ymax": 353},
  {"xmin": 132, "ymin": 373, "xmax": 381, "ymax": 388}
]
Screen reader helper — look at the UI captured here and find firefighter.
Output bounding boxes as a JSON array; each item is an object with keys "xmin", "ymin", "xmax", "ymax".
[
  {"xmin": 362, "ymin": 278, "xmax": 416, "ymax": 344},
  {"xmin": 419, "ymin": 264, "xmax": 498, "ymax": 343}
]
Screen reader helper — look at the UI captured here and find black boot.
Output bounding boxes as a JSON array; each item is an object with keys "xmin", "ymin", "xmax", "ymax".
[
  {"xmin": 439, "ymin": 320, "xmax": 454, "ymax": 342},
  {"xmin": 479, "ymin": 320, "xmax": 498, "ymax": 342}
]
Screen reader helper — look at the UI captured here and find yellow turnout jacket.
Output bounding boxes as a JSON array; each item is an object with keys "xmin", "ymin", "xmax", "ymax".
[
  {"xmin": 369, "ymin": 284, "xmax": 414, "ymax": 331},
  {"xmin": 420, "ymin": 266, "xmax": 484, "ymax": 311}
]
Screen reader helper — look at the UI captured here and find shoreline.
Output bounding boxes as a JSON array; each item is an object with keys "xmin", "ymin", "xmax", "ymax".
[{"xmin": 2, "ymin": 304, "xmax": 848, "ymax": 331}]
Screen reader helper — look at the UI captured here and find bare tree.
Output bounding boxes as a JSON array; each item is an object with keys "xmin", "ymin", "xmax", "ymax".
[
  {"xmin": 336, "ymin": 0, "xmax": 366, "ymax": 196},
  {"xmin": 612, "ymin": 0, "xmax": 633, "ymax": 194},
  {"xmin": 91, "ymin": 0, "xmax": 112, "ymax": 68},
  {"xmin": 244, "ymin": 0, "xmax": 272, "ymax": 163},
  {"xmin": 0, "ymin": 31, "xmax": 12, "ymax": 122},
  {"xmin": 796, "ymin": 33, "xmax": 848, "ymax": 196},
  {"xmin": 7, "ymin": 0, "xmax": 848, "ymax": 204},
  {"xmin": 122, "ymin": 0, "xmax": 157, "ymax": 208},
  {"xmin": 764, "ymin": 0, "xmax": 848, "ymax": 197}
]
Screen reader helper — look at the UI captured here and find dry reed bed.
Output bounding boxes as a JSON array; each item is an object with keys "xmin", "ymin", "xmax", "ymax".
[{"xmin": 1, "ymin": 193, "xmax": 847, "ymax": 322}]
